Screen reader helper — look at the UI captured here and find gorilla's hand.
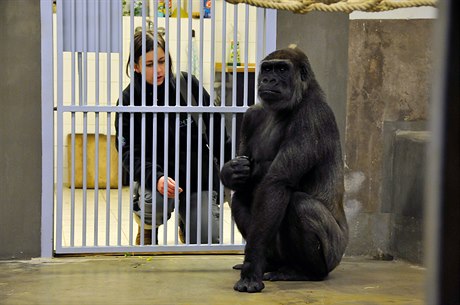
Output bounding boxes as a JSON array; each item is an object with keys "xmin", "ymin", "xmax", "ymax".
[{"xmin": 220, "ymin": 156, "xmax": 251, "ymax": 191}]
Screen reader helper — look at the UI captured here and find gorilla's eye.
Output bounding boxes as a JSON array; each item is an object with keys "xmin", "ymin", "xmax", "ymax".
[{"xmin": 275, "ymin": 63, "xmax": 290, "ymax": 74}]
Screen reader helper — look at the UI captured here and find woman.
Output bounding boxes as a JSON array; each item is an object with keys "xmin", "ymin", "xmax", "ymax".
[{"xmin": 115, "ymin": 30, "xmax": 230, "ymax": 245}]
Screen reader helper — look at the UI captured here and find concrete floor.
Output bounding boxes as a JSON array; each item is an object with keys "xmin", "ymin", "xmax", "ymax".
[{"xmin": 0, "ymin": 255, "xmax": 425, "ymax": 305}]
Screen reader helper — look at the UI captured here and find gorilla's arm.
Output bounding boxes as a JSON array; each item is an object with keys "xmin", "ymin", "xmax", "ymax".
[{"xmin": 220, "ymin": 107, "xmax": 258, "ymax": 191}]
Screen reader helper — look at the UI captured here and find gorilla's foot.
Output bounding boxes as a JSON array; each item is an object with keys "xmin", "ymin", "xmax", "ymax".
[
  {"xmin": 232, "ymin": 263, "xmax": 243, "ymax": 270},
  {"xmin": 233, "ymin": 278, "xmax": 265, "ymax": 293}
]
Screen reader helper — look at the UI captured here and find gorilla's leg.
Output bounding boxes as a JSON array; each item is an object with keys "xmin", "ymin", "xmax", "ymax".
[
  {"xmin": 264, "ymin": 192, "xmax": 347, "ymax": 281},
  {"xmin": 230, "ymin": 191, "xmax": 253, "ymax": 270},
  {"xmin": 230, "ymin": 190, "xmax": 253, "ymax": 239}
]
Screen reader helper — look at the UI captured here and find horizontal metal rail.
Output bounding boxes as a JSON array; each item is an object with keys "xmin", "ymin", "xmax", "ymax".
[
  {"xmin": 56, "ymin": 244, "xmax": 245, "ymax": 255},
  {"xmin": 58, "ymin": 105, "xmax": 250, "ymax": 113}
]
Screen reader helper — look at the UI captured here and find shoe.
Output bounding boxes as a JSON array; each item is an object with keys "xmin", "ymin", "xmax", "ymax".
[
  {"xmin": 135, "ymin": 226, "xmax": 152, "ymax": 245},
  {"xmin": 178, "ymin": 222, "xmax": 185, "ymax": 244}
]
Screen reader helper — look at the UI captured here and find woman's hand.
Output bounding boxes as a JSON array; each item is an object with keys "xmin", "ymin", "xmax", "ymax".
[{"xmin": 157, "ymin": 176, "xmax": 183, "ymax": 198}]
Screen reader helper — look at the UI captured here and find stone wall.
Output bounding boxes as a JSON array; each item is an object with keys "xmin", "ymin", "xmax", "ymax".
[
  {"xmin": 344, "ymin": 19, "xmax": 434, "ymax": 262},
  {"xmin": 0, "ymin": 0, "xmax": 42, "ymax": 259}
]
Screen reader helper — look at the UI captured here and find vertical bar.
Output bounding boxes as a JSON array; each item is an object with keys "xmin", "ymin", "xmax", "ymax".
[
  {"xmin": 81, "ymin": 0, "xmax": 88, "ymax": 247},
  {"xmin": 207, "ymin": 0, "xmax": 217, "ymax": 245},
  {"xmin": 264, "ymin": 9, "xmax": 277, "ymax": 55},
  {"xmin": 174, "ymin": 0, "xmax": 182, "ymax": 246},
  {"xmin": 117, "ymin": 0, "xmax": 124, "ymax": 247},
  {"xmin": 219, "ymin": 0, "xmax": 227, "ymax": 244},
  {"xmin": 197, "ymin": 114, "xmax": 203, "ymax": 244},
  {"xmin": 105, "ymin": 0, "xmax": 113, "ymax": 246},
  {"xmin": 194, "ymin": 0, "xmax": 205, "ymax": 245},
  {"xmin": 255, "ymin": 8, "xmax": 277, "ymax": 103},
  {"xmin": 153, "ymin": 0, "xmax": 168, "ymax": 246},
  {"xmin": 230, "ymin": 3, "xmax": 239, "ymax": 244},
  {"xmin": 164, "ymin": 0, "xmax": 171, "ymax": 246},
  {"xmin": 40, "ymin": 0, "xmax": 54, "ymax": 257},
  {"xmin": 94, "ymin": 0, "xmax": 100, "ymax": 247},
  {"xmin": 219, "ymin": 109, "xmax": 226, "ymax": 244},
  {"xmin": 232, "ymin": 4, "xmax": 238, "ymax": 108},
  {"xmin": 174, "ymin": 112, "xmax": 180, "ymax": 245},
  {"xmin": 255, "ymin": 8, "xmax": 264, "ymax": 103},
  {"xmin": 128, "ymin": 0, "xmax": 135, "ymax": 246},
  {"xmin": 70, "ymin": 0, "xmax": 76, "ymax": 248},
  {"xmin": 243, "ymin": 5, "xmax": 249, "ymax": 108},
  {"xmin": 185, "ymin": 0, "xmax": 193, "ymax": 245},
  {"xmin": 55, "ymin": 0, "xmax": 65, "ymax": 251},
  {"xmin": 207, "ymin": 114, "xmax": 214, "ymax": 245},
  {"xmin": 139, "ymin": 1, "xmax": 147, "ymax": 245},
  {"xmin": 186, "ymin": 112, "xmax": 191, "ymax": 244}
]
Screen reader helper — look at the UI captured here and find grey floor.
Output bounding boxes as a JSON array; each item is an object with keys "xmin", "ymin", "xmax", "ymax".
[{"xmin": 0, "ymin": 255, "xmax": 425, "ymax": 304}]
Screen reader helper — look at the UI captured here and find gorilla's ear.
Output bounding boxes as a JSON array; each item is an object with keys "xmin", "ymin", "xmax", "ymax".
[{"xmin": 300, "ymin": 64, "xmax": 309, "ymax": 82}]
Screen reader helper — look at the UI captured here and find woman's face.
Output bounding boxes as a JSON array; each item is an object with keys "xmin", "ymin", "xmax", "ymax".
[{"xmin": 134, "ymin": 47, "xmax": 166, "ymax": 85}]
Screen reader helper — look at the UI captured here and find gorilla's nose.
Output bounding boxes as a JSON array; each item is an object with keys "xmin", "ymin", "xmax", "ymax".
[{"xmin": 262, "ymin": 77, "xmax": 277, "ymax": 84}]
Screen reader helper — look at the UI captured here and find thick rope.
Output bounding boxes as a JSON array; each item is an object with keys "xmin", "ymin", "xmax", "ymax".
[{"xmin": 225, "ymin": 0, "xmax": 437, "ymax": 13}]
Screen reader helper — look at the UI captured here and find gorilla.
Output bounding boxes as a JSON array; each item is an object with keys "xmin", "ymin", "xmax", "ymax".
[{"xmin": 220, "ymin": 46, "xmax": 348, "ymax": 293}]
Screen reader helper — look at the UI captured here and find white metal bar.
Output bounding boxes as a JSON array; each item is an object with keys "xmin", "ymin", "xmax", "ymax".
[
  {"xmin": 197, "ymin": 115, "xmax": 203, "ymax": 244},
  {"xmin": 208, "ymin": 0, "xmax": 217, "ymax": 245},
  {"xmin": 255, "ymin": 8, "xmax": 264, "ymax": 103},
  {"xmin": 105, "ymin": 0, "xmax": 113, "ymax": 247},
  {"xmin": 208, "ymin": 114, "xmax": 214, "ymax": 245},
  {"xmin": 128, "ymin": 0, "xmax": 135, "ymax": 246},
  {"xmin": 265, "ymin": 9, "xmax": 277, "ymax": 55},
  {"xmin": 186, "ymin": 113, "xmax": 191, "ymax": 244},
  {"xmin": 230, "ymin": 113, "xmax": 237, "ymax": 243},
  {"xmin": 174, "ymin": 0, "xmax": 183, "ymax": 247},
  {"xmin": 219, "ymin": 0, "xmax": 227, "ymax": 244},
  {"xmin": 117, "ymin": 0, "xmax": 124, "ymax": 247},
  {"xmin": 163, "ymin": 0, "xmax": 171, "ymax": 246},
  {"xmin": 151, "ymin": 3, "xmax": 159, "ymax": 245},
  {"xmin": 243, "ymin": 5, "xmax": 250, "ymax": 107},
  {"xmin": 55, "ymin": 244, "xmax": 245, "ymax": 254},
  {"xmin": 140, "ymin": 7, "xmax": 147, "ymax": 245},
  {"xmin": 40, "ymin": 0, "xmax": 54, "ymax": 258},
  {"xmin": 219, "ymin": 115, "xmax": 226, "ymax": 244},
  {"xmin": 198, "ymin": 1, "xmax": 204, "ymax": 106},
  {"xmin": 174, "ymin": 113, "xmax": 180, "ymax": 245},
  {"xmin": 81, "ymin": 0, "xmax": 89, "ymax": 247},
  {"xmin": 220, "ymin": 0, "xmax": 227, "ymax": 109},
  {"xmin": 60, "ymin": 105, "xmax": 248, "ymax": 113},
  {"xmin": 55, "ymin": 0, "xmax": 64, "ymax": 252},
  {"xmin": 196, "ymin": 0, "xmax": 205, "ymax": 245},
  {"xmin": 69, "ymin": 0, "xmax": 76, "ymax": 248},
  {"xmin": 94, "ymin": 0, "xmax": 100, "ymax": 247},
  {"xmin": 230, "ymin": 1, "xmax": 241, "ymax": 245},
  {"xmin": 232, "ymin": 5, "xmax": 238, "ymax": 107}
]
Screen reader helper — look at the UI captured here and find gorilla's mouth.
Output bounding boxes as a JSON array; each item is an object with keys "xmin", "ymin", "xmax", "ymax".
[{"xmin": 259, "ymin": 89, "xmax": 281, "ymax": 96}]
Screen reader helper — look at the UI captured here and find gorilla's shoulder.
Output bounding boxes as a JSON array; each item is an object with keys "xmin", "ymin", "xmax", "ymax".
[
  {"xmin": 241, "ymin": 104, "xmax": 265, "ymax": 128},
  {"xmin": 247, "ymin": 103, "xmax": 264, "ymax": 114}
]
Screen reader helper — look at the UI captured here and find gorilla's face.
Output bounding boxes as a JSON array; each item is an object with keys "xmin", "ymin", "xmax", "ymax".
[
  {"xmin": 258, "ymin": 59, "xmax": 295, "ymax": 108},
  {"xmin": 258, "ymin": 47, "xmax": 313, "ymax": 112}
]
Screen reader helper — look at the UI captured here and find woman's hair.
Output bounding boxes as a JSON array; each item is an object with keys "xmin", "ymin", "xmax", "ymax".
[{"xmin": 125, "ymin": 30, "xmax": 173, "ymax": 78}]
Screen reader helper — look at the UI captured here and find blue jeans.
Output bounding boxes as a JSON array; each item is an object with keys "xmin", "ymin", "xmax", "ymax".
[{"xmin": 133, "ymin": 182, "xmax": 220, "ymax": 243}]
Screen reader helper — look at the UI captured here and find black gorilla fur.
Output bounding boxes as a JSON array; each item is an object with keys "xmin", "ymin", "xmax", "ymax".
[{"xmin": 220, "ymin": 46, "xmax": 348, "ymax": 293}]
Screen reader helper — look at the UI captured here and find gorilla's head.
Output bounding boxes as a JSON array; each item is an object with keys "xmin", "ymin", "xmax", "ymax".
[{"xmin": 258, "ymin": 46, "xmax": 315, "ymax": 112}]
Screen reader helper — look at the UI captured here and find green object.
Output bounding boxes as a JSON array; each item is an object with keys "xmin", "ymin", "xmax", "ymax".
[{"xmin": 227, "ymin": 40, "xmax": 241, "ymax": 66}]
